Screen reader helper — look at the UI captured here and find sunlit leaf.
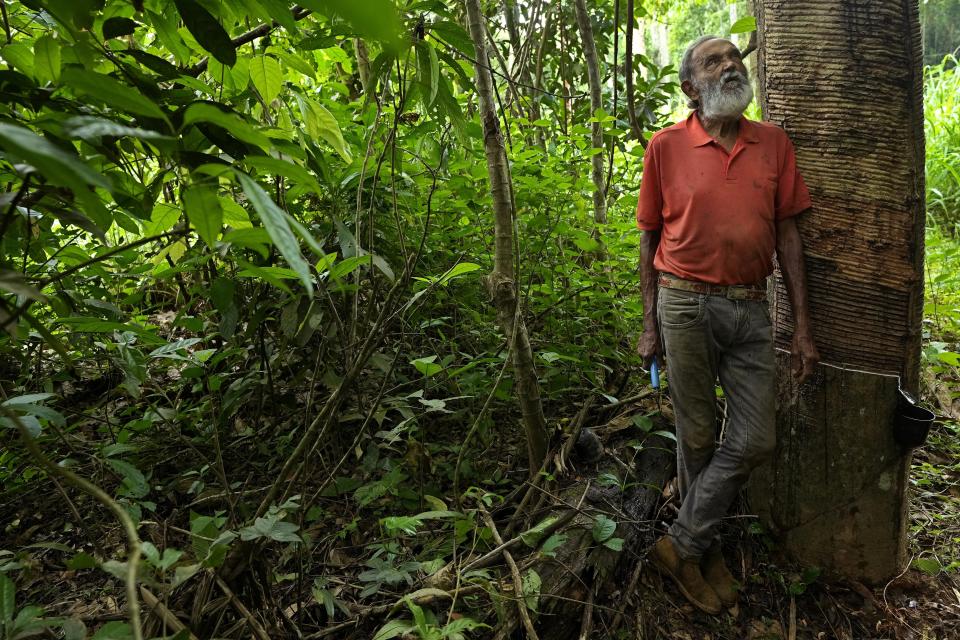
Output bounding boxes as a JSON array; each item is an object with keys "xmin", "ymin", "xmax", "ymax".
[{"xmin": 173, "ymin": 0, "xmax": 236, "ymax": 66}]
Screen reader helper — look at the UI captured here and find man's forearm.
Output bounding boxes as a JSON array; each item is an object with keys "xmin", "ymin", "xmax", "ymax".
[
  {"xmin": 641, "ymin": 230, "xmax": 661, "ymax": 330},
  {"xmin": 776, "ymin": 217, "xmax": 812, "ymax": 333}
]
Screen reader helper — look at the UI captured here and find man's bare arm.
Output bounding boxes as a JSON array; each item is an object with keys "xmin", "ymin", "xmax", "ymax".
[
  {"xmin": 775, "ymin": 215, "xmax": 820, "ymax": 383},
  {"xmin": 638, "ymin": 229, "xmax": 662, "ymax": 366}
]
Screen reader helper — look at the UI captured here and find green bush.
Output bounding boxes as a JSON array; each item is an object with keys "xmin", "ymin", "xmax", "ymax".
[{"xmin": 925, "ymin": 54, "xmax": 960, "ymax": 229}]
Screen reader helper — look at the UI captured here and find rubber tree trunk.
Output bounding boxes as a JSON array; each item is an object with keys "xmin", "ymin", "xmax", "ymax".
[
  {"xmin": 464, "ymin": 0, "xmax": 549, "ymax": 473},
  {"xmin": 747, "ymin": 0, "xmax": 925, "ymax": 583},
  {"xmin": 573, "ymin": 0, "xmax": 607, "ymax": 225}
]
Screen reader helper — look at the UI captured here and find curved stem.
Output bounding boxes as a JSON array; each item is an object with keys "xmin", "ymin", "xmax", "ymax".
[{"xmin": 2, "ymin": 406, "xmax": 143, "ymax": 640}]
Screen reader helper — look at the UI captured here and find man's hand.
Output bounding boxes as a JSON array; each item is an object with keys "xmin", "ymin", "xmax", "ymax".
[
  {"xmin": 637, "ymin": 327, "xmax": 663, "ymax": 369},
  {"xmin": 791, "ymin": 329, "xmax": 819, "ymax": 384}
]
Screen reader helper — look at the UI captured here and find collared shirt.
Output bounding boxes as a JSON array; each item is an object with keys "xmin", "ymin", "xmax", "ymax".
[{"xmin": 636, "ymin": 111, "xmax": 811, "ymax": 285}]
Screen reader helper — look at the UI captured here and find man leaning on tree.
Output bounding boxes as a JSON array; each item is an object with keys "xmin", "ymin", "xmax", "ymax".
[{"xmin": 636, "ymin": 35, "xmax": 821, "ymax": 614}]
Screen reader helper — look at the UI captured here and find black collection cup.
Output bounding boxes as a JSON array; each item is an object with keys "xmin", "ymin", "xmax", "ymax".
[{"xmin": 893, "ymin": 389, "xmax": 935, "ymax": 448}]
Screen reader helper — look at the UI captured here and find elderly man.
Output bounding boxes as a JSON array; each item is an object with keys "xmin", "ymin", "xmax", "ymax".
[{"xmin": 636, "ymin": 35, "xmax": 820, "ymax": 614}]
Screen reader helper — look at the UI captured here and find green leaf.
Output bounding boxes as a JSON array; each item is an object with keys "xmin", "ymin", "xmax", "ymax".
[
  {"xmin": 182, "ymin": 103, "xmax": 271, "ymax": 150},
  {"xmin": 0, "ymin": 573, "xmax": 14, "ymax": 624},
  {"xmin": 591, "ymin": 515, "xmax": 616, "ymax": 543},
  {"xmin": 603, "ymin": 537, "xmax": 624, "ymax": 551},
  {"xmin": 299, "ymin": 0, "xmax": 403, "ymax": 50},
  {"xmin": 173, "ymin": 0, "xmax": 236, "ymax": 66},
  {"xmin": 913, "ymin": 556, "xmax": 942, "ymax": 576},
  {"xmin": 147, "ymin": 9, "xmax": 191, "ymax": 65},
  {"xmin": 520, "ymin": 515, "xmax": 558, "ymax": 548},
  {"xmin": 411, "ymin": 356, "xmax": 443, "ymax": 377},
  {"xmin": 239, "ymin": 516, "xmax": 302, "ymax": 543},
  {"xmin": 236, "ymin": 173, "xmax": 313, "ymax": 293},
  {"xmin": 249, "ymin": 55, "xmax": 283, "ymax": 104},
  {"xmin": 415, "ymin": 41, "xmax": 439, "ymax": 107},
  {"xmin": 2, "ymin": 43, "xmax": 34, "ymax": 76},
  {"xmin": 296, "ymin": 95, "xmax": 353, "ymax": 163},
  {"xmin": 91, "ymin": 621, "xmax": 133, "ymax": 640},
  {"xmin": 246, "ymin": 156, "xmax": 323, "ymax": 196},
  {"xmin": 438, "ymin": 262, "xmax": 482, "ymax": 286},
  {"xmin": 60, "ymin": 68, "xmax": 166, "ymax": 120},
  {"xmin": 521, "ymin": 569, "xmax": 541, "ymax": 612},
  {"xmin": 372, "ymin": 619, "xmax": 416, "ymax": 640},
  {"xmin": 0, "ymin": 122, "xmax": 111, "ymax": 229},
  {"xmin": 64, "ymin": 116, "xmax": 171, "ymax": 142},
  {"xmin": 102, "ymin": 17, "xmax": 138, "ymax": 39},
  {"xmin": 33, "ymin": 35, "xmax": 61, "ymax": 84},
  {"xmin": 730, "ymin": 16, "xmax": 757, "ymax": 34},
  {"xmin": 105, "ymin": 459, "xmax": 148, "ymax": 499},
  {"xmin": 183, "ymin": 186, "xmax": 223, "ymax": 248},
  {"xmin": 144, "ymin": 203, "xmax": 181, "ymax": 236}
]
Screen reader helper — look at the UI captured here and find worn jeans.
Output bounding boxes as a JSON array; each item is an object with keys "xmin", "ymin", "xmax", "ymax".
[{"xmin": 657, "ymin": 286, "xmax": 776, "ymax": 559}]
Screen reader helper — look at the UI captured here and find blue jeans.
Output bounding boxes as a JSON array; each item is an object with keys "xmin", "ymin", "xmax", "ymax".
[{"xmin": 657, "ymin": 286, "xmax": 776, "ymax": 559}]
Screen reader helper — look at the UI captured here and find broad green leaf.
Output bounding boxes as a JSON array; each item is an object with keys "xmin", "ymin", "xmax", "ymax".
[
  {"xmin": 182, "ymin": 103, "xmax": 271, "ymax": 150},
  {"xmin": 173, "ymin": 0, "xmax": 236, "ymax": 66},
  {"xmin": 730, "ymin": 16, "xmax": 757, "ymax": 34},
  {"xmin": 299, "ymin": 0, "xmax": 403, "ymax": 50},
  {"xmin": 603, "ymin": 537, "xmax": 624, "ymax": 551},
  {"xmin": 249, "ymin": 55, "xmax": 283, "ymax": 104},
  {"xmin": 144, "ymin": 203, "xmax": 181, "ymax": 236},
  {"xmin": 438, "ymin": 262, "xmax": 482, "ymax": 286},
  {"xmin": 208, "ymin": 56, "xmax": 250, "ymax": 96},
  {"xmin": 0, "ymin": 573, "xmax": 14, "ymax": 623},
  {"xmin": 429, "ymin": 20, "xmax": 475, "ymax": 55},
  {"xmin": 326, "ymin": 255, "xmax": 366, "ymax": 281},
  {"xmin": 0, "ymin": 122, "xmax": 111, "ymax": 229},
  {"xmin": 90, "ymin": 621, "xmax": 133, "ymax": 640},
  {"xmin": 1, "ymin": 43, "xmax": 34, "ymax": 76},
  {"xmin": 372, "ymin": 619, "xmax": 416, "ymax": 640},
  {"xmin": 239, "ymin": 516, "xmax": 302, "ymax": 543},
  {"xmin": 102, "ymin": 17, "xmax": 138, "ymax": 39},
  {"xmin": 220, "ymin": 198, "xmax": 252, "ymax": 229},
  {"xmin": 63, "ymin": 116, "xmax": 171, "ymax": 142},
  {"xmin": 105, "ymin": 459, "xmax": 148, "ymax": 498},
  {"xmin": 246, "ymin": 156, "xmax": 323, "ymax": 196},
  {"xmin": 591, "ymin": 514, "xmax": 616, "ymax": 543},
  {"xmin": 415, "ymin": 41, "xmax": 439, "ymax": 107},
  {"xmin": 520, "ymin": 515, "xmax": 558, "ymax": 548},
  {"xmin": 33, "ymin": 35, "xmax": 61, "ymax": 84},
  {"xmin": 60, "ymin": 68, "xmax": 166, "ymax": 120},
  {"xmin": 147, "ymin": 9, "xmax": 191, "ymax": 64},
  {"xmin": 183, "ymin": 186, "xmax": 223, "ymax": 248},
  {"xmin": 521, "ymin": 569, "xmax": 541, "ymax": 612},
  {"xmin": 236, "ymin": 173, "xmax": 313, "ymax": 293},
  {"xmin": 411, "ymin": 356, "xmax": 443, "ymax": 377},
  {"xmin": 296, "ymin": 95, "xmax": 353, "ymax": 163}
]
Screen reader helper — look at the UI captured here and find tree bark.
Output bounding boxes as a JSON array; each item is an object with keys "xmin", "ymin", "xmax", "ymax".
[
  {"xmin": 748, "ymin": 0, "xmax": 925, "ymax": 583},
  {"xmin": 573, "ymin": 0, "xmax": 607, "ymax": 225},
  {"xmin": 463, "ymin": 0, "xmax": 549, "ymax": 473}
]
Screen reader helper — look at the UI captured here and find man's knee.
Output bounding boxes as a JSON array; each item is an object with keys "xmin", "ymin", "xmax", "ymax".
[{"xmin": 742, "ymin": 430, "xmax": 776, "ymax": 467}]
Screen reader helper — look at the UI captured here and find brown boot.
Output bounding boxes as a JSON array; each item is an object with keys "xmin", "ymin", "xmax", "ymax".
[
  {"xmin": 649, "ymin": 536, "xmax": 722, "ymax": 614},
  {"xmin": 701, "ymin": 542, "xmax": 739, "ymax": 607}
]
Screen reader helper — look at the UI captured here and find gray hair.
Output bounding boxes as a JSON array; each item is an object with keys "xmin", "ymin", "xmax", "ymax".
[{"xmin": 679, "ymin": 35, "xmax": 720, "ymax": 109}]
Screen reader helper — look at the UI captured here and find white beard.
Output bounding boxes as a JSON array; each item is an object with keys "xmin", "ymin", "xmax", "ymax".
[{"xmin": 695, "ymin": 70, "xmax": 754, "ymax": 120}]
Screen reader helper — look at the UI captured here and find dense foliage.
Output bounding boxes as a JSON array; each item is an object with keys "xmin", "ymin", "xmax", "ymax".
[{"xmin": 2, "ymin": 1, "xmax": 960, "ymax": 639}]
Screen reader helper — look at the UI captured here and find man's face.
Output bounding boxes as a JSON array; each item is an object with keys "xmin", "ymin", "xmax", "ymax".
[{"xmin": 683, "ymin": 38, "xmax": 753, "ymax": 120}]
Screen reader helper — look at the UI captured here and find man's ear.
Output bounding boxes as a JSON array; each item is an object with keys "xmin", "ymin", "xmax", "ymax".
[{"xmin": 681, "ymin": 79, "xmax": 698, "ymax": 103}]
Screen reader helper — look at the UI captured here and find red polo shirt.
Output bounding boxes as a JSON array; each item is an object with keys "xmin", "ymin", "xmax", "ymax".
[{"xmin": 636, "ymin": 112, "xmax": 811, "ymax": 285}]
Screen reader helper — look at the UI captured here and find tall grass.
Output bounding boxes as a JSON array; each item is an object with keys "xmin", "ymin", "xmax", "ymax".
[{"xmin": 925, "ymin": 54, "xmax": 960, "ymax": 230}]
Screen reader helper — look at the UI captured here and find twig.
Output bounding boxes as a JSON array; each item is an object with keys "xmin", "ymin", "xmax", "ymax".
[
  {"xmin": 190, "ymin": 6, "xmax": 312, "ymax": 75},
  {"xmin": 140, "ymin": 586, "xmax": 199, "ymax": 640},
  {"xmin": 578, "ymin": 586, "xmax": 594, "ymax": 640},
  {"xmin": 788, "ymin": 594, "xmax": 796, "ymax": 640},
  {"xmin": 480, "ymin": 508, "xmax": 541, "ymax": 640},
  {"xmin": 464, "ymin": 508, "xmax": 578, "ymax": 573},
  {"xmin": 214, "ymin": 574, "xmax": 271, "ymax": 640},
  {"xmin": 3, "ymin": 406, "xmax": 143, "ymax": 640}
]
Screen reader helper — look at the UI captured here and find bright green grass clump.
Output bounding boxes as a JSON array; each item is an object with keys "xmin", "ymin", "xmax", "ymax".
[{"xmin": 926, "ymin": 54, "xmax": 960, "ymax": 229}]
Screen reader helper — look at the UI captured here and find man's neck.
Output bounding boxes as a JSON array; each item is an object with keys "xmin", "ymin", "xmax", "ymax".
[{"xmin": 698, "ymin": 112, "xmax": 741, "ymax": 141}]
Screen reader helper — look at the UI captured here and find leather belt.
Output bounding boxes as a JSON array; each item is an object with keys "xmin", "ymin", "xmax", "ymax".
[{"xmin": 658, "ymin": 273, "xmax": 767, "ymax": 302}]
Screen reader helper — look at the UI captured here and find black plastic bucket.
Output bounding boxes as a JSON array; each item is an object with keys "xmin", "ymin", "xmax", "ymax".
[{"xmin": 893, "ymin": 389, "xmax": 935, "ymax": 448}]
